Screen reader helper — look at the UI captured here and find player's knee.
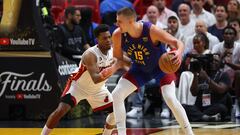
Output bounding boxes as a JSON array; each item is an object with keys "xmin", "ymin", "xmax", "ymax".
[
  {"xmin": 161, "ymin": 86, "xmax": 176, "ymax": 102},
  {"xmin": 106, "ymin": 113, "xmax": 115, "ymax": 125},
  {"xmin": 112, "ymin": 87, "xmax": 124, "ymax": 100},
  {"xmin": 162, "ymin": 93, "xmax": 174, "ymax": 103}
]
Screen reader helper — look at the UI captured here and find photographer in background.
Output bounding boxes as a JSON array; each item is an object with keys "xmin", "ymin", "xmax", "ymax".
[
  {"xmin": 182, "ymin": 54, "xmax": 232, "ymax": 122},
  {"xmin": 212, "ymin": 26, "xmax": 240, "ymax": 118},
  {"xmin": 176, "ymin": 32, "xmax": 210, "ymax": 106}
]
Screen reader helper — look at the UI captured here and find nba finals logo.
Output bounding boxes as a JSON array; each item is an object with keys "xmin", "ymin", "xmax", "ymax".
[{"xmin": 0, "ymin": 72, "xmax": 52, "ymax": 98}]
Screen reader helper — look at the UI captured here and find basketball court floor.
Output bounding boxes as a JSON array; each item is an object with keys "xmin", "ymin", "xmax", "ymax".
[{"xmin": 0, "ymin": 113, "xmax": 240, "ymax": 135}]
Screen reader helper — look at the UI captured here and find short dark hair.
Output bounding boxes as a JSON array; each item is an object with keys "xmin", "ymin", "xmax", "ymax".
[
  {"xmin": 168, "ymin": 16, "xmax": 178, "ymax": 21},
  {"xmin": 65, "ymin": 6, "xmax": 76, "ymax": 17},
  {"xmin": 94, "ymin": 24, "xmax": 110, "ymax": 38},
  {"xmin": 117, "ymin": 7, "xmax": 137, "ymax": 19},
  {"xmin": 228, "ymin": 17, "xmax": 240, "ymax": 26},
  {"xmin": 214, "ymin": 4, "xmax": 227, "ymax": 13},
  {"xmin": 193, "ymin": 32, "xmax": 209, "ymax": 49}
]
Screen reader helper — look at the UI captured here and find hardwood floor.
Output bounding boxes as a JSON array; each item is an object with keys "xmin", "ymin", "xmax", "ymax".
[{"xmin": 0, "ymin": 114, "xmax": 239, "ymax": 135}]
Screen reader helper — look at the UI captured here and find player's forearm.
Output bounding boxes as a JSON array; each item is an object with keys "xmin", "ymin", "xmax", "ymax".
[
  {"xmin": 168, "ymin": 39, "xmax": 184, "ymax": 53},
  {"xmin": 91, "ymin": 69, "xmax": 114, "ymax": 84},
  {"xmin": 99, "ymin": 62, "xmax": 121, "ymax": 82},
  {"xmin": 91, "ymin": 74, "xmax": 108, "ymax": 84},
  {"xmin": 176, "ymin": 40, "xmax": 184, "ymax": 54}
]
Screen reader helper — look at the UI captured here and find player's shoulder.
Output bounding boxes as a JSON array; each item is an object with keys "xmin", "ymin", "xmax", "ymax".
[
  {"xmin": 149, "ymin": 23, "xmax": 161, "ymax": 32},
  {"xmin": 112, "ymin": 28, "xmax": 121, "ymax": 37},
  {"xmin": 82, "ymin": 46, "xmax": 97, "ymax": 59}
]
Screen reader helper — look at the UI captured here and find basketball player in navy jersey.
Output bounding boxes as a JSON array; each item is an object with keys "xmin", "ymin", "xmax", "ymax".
[
  {"xmin": 41, "ymin": 24, "xmax": 123, "ymax": 135},
  {"xmin": 111, "ymin": 8, "xmax": 194, "ymax": 135}
]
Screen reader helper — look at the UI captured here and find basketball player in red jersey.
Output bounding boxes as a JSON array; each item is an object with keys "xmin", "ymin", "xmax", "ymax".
[
  {"xmin": 41, "ymin": 24, "xmax": 123, "ymax": 135},
  {"xmin": 111, "ymin": 7, "xmax": 194, "ymax": 135}
]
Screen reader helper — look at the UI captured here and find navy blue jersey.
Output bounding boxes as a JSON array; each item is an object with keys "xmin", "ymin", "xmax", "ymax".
[{"xmin": 121, "ymin": 22, "xmax": 167, "ymax": 87}]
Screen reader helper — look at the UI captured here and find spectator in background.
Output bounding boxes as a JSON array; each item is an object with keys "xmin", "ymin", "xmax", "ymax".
[
  {"xmin": 142, "ymin": 0, "xmax": 177, "ymax": 26},
  {"xmin": 167, "ymin": 16, "xmax": 185, "ymax": 43},
  {"xmin": 79, "ymin": 6, "xmax": 99, "ymax": 47},
  {"xmin": 182, "ymin": 32, "xmax": 211, "ymax": 71},
  {"xmin": 184, "ymin": 20, "xmax": 219, "ymax": 56},
  {"xmin": 190, "ymin": 0, "xmax": 216, "ymax": 27},
  {"xmin": 182, "ymin": 54, "xmax": 232, "ymax": 122},
  {"xmin": 228, "ymin": 18, "xmax": 240, "ymax": 43},
  {"xmin": 212, "ymin": 26, "xmax": 240, "ymax": 119},
  {"xmin": 212, "ymin": 26, "xmax": 240, "ymax": 83},
  {"xmin": 56, "ymin": 6, "xmax": 90, "ymax": 64},
  {"xmin": 208, "ymin": 4, "xmax": 228, "ymax": 42},
  {"xmin": 178, "ymin": 3, "xmax": 195, "ymax": 38},
  {"xmin": 171, "ymin": 0, "xmax": 191, "ymax": 13},
  {"xmin": 144, "ymin": 5, "xmax": 167, "ymax": 29},
  {"xmin": 203, "ymin": 0, "xmax": 229, "ymax": 12},
  {"xmin": 227, "ymin": 0, "xmax": 240, "ymax": 20}
]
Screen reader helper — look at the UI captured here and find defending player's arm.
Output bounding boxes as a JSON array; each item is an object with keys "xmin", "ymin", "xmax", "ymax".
[
  {"xmin": 150, "ymin": 25, "xmax": 184, "ymax": 65},
  {"xmin": 82, "ymin": 50, "xmax": 121, "ymax": 84}
]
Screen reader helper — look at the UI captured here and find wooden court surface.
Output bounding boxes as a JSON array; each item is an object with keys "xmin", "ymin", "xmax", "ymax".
[{"xmin": 0, "ymin": 127, "xmax": 240, "ymax": 135}]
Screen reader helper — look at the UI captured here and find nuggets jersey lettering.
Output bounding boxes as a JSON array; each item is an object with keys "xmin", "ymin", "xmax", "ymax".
[
  {"xmin": 121, "ymin": 22, "xmax": 168, "ymax": 87},
  {"xmin": 73, "ymin": 45, "xmax": 114, "ymax": 93},
  {"xmin": 121, "ymin": 22, "xmax": 166, "ymax": 73}
]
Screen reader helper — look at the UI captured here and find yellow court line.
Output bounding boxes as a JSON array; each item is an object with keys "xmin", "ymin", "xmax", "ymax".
[
  {"xmin": 0, "ymin": 127, "xmax": 240, "ymax": 135},
  {"xmin": 0, "ymin": 128, "xmax": 103, "ymax": 135}
]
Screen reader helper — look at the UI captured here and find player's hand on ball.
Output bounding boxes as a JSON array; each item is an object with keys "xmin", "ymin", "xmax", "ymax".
[{"xmin": 168, "ymin": 50, "xmax": 182, "ymax": 65}]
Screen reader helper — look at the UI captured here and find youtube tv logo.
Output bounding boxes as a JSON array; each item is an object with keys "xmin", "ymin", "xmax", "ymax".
[{"xmin": 0, "ymin": 38, "xmax": 10, "ymax": 45}]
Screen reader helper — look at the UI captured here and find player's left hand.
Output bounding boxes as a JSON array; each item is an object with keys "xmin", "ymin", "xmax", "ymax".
[{"xmin": 168, "ymin": 49, "xmax": 182, "ymax": 65}]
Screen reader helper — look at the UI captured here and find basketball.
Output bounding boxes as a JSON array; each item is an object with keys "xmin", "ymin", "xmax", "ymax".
[{"xmin": 159, "ymin": 53, "xmax": 180, "ymax": 74}]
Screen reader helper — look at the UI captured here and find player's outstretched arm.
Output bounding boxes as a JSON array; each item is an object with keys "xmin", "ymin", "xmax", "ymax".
[
  {"xmin": 82, "ymin": 50, "xmax": 123, "ymax": 84},
  {"xmin": 80, "ymin": 51, "xmax": 108, "ymax": 83}
]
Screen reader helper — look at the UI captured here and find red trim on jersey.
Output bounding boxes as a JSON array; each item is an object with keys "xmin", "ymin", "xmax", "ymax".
[
  {"xmin": 61, "ymin": 64, "xmax": 87, "ymax": 97},
  {"xmin": 61, "ymin": 78, "xmax": 72, "ymax": 97},
  {"xmin": 93, "ymin": 102, "xmax": 113, "ymax": 112},
  {"xmin": 160, "ymin": 73, "xmax": 176, "ymax": 86},
  {"xmin": 71, "ymin": 96, "xmax": 77, "ymax": 106},
  {"xmin": 72, "ymin": 64, "xmax": 87, "ymax": 80},
  {"xmin": 123, "ymin": 72, "xmax": 139, "ymax": 88}
]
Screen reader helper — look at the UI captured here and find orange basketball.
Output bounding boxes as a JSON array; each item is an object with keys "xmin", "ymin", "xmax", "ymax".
[{"xmin": 159, "ymin": 53, "xmax": 180, "ymax": 74}]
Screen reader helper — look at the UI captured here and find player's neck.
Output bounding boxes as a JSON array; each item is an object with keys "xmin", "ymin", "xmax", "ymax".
[
  {"xmin": 97, "ymin": 45, "xmax": 108, "ymax": 55},
  {"xmin": 127, "ymin": 22, "xmax": 143, "ymax": 38}
]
